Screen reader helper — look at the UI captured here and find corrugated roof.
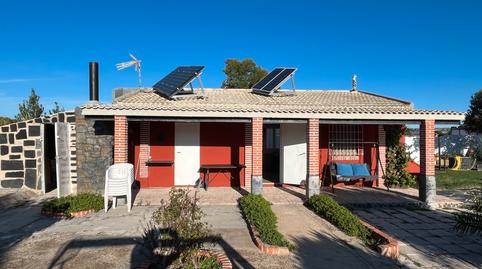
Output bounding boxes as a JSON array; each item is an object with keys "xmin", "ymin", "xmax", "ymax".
[{"xmin": 81, "ymin": 88, "xmax": 464, "ymax": 120}]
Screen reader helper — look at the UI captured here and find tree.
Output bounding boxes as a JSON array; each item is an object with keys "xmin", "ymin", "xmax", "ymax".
[
  {"xmin": 464, "ymin": 89, "xmax": 482, "ymax": 133},
  {"xmin": 49, "ymin": 101, "xmax": 65, "ymax": 115},
  {"xmin": 16, "ymin": 88, "xmax": 44, "ymax": 121},
  {"xmin": 0, "ymin": 116, "xmax": 14, "ymax": 126},
  {"xmin": 221, "ymin": 58, "xmax": 268, "ymax": 89}
]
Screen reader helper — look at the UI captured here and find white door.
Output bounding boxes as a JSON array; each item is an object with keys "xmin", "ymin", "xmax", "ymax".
[
  {"xmin": 55, "ymin": 123, "xmax": 72, "ymax": 197},
  {"xmin": 280, "ymin": 123, "xmax": 307, "ymax": 185},
  {"xmin": 174, "ymin": 122, "xmax": 200, "ymax": 185}
]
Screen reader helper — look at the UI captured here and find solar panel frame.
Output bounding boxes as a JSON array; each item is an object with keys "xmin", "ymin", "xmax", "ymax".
[
  {"xmin": 252, "ymin": 67, "xmax": 297, "ymax": 96},
  {"xmin": 153, "ymin": 66, "xmax": 205, "ymax": 98}
]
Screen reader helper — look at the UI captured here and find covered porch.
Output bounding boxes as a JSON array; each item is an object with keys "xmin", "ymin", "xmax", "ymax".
[{"xmin": 114, "ymin": 115, "xmax": 448, "ymax": 206}]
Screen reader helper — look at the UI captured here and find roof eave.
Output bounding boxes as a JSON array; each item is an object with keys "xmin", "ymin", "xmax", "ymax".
[{"xmin": 80, "ymin": 108, "xmax": 464, "ymax": 122}]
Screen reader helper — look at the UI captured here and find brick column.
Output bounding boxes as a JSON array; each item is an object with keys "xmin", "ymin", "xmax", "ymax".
[
  {"xmin": 138, "ymin": 121, "xmax": 150, "ymax": 178},
  {"xmin": 114, "ymin": 115, "xmax": 128, "ymax": 164},
  {"xmin": 377, "ymin": 125, "xmax": 387, "ymax": 187},
  {"xmin": 251, "ymin": 117, "xmax": 263, "ymax": 195},
  {"xmin": 419, "ymin": 119, "xmax": 436, "ymax": 205},
  {"xmin": 306, "ymin": 118, "xmax": 320, "ymax": 198},
  {"xmin": 244, "ymin": 123, "xmax": 253, "ymax": 192}
]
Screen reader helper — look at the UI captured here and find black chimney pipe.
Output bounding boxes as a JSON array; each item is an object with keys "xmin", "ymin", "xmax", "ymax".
[{"xmin": 89, "ymin": 62, "xmax": 99, "ymax": 102}]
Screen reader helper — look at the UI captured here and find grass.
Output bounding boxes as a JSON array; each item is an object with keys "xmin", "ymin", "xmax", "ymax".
[{"xmin": 436, "ymin": 170, "xmax": 482, "ymax": 190}]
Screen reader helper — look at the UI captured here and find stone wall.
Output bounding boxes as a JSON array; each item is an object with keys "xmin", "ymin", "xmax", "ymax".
[
  {"xmin": 0, "ymin": 112, "xmax": 76, "ymax": 190},
  {"xmin": 75, "ymin": 108, "xmax": 114, "ymax": 193}
]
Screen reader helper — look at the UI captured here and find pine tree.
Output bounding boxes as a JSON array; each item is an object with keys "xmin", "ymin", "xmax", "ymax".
[
  {"xmin": 16, "ymin": 88, "xmax": 44, "ymax": 121},
  {"xmin": 49, "ymin": 101, "xmax": 64, "ymax": 115}
]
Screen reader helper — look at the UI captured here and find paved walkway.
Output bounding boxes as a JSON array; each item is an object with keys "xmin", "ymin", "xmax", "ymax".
[
  {"xmin": 352, "ymin": 207, "xmax": 482, "ymax": 268},
  {"xmin": 272, "ymin": 204, "xmax": 398, "ymax": 269}
]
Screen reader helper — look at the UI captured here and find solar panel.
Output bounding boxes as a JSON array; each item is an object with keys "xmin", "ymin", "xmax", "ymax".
[
  {"xmin": 252, "ymin": 68, "xmax": 284, "ymax": 90},
  {"xmin": 252, "ymin": 67, "xmax": 297, "ymax": 96},
  {"xmin": 153, "ymin": 66, "xmax": 205, "ymax": 98}
]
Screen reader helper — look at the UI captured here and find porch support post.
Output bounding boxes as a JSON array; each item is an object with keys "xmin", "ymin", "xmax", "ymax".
[
  {"xmin": 419, "ymin": 119, "xmax": 436, "ymax": 205},
  {"xmin": 114, "ymin": 115, "xmax": 128, "ymax": 164},
  {"xmin": 251, "ymin": 117, "xmax": 263, "ymax": 195},
  {"xmin": 377, "ymin": 125, "xmax": 387, "ymax": 187},
  {"xmin": 306, "ymin": 118, "xmax": 320, "ymax": 198}
]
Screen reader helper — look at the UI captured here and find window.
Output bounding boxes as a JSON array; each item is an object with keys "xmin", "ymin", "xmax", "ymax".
[{"xmin": 329, "ymin": 125, "xmax": 363, "ymax": 160}]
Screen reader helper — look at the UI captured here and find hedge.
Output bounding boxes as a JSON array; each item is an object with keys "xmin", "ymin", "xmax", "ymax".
[
  {"xmin": 239, "ymin": 194, "xmax": 294, "ymax": 250},
  {"xmin": 42, "ymin": 192, "xmax": 104, "ymax": 216},
  {"xmin": 305, "ymin": 194, "xmax": 383, "ymax": 248}
]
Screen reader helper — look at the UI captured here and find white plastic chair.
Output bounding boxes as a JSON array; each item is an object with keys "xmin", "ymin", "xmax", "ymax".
[{"xmin": 104, "ymin": 163, "xmax": 134, "ymax": 212}]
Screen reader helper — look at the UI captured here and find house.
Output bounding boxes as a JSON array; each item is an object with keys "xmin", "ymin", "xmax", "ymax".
[
  {"xmin": 0, "ymin": 63, "xmax": 465, "ymax": 206},
  {"xmin": 76, "ymin": 63, "xmax": 464, "ymax": 205}
]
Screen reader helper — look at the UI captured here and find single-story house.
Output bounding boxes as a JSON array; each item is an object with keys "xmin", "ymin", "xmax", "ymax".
[
  {"xmin": 78, "ymin": 64, "xmax": 464, "ymax": 205},
  {"xmin": 0, "ymin": 63, "xmax": 465, "ymax": 206}
]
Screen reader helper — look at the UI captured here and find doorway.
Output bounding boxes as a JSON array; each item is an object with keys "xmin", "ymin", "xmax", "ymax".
[
  {"xmin": 43, "ymin": 124, "xmax": 57, "ymax": 192},
  {"xmin": 263, "ymin": 124, "xmax": 280, "ymax": 183}
]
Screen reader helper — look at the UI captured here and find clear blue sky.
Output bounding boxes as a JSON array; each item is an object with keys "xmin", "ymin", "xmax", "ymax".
[{"xmin": 0, "ymin": 0, "xmax": 481, "ymax": 117}]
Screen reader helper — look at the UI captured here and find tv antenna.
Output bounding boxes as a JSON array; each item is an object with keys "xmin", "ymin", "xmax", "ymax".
[{"xmin": 116, "ymin": 53, "xmax": 142, "ymax": 87}]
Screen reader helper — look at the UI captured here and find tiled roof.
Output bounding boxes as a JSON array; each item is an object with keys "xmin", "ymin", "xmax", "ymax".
[{"xmin": 81, "ymin": 88, "xmax": 465, "ymax": 120}]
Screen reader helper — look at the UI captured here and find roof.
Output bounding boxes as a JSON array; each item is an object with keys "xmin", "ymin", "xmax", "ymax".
[{"xmin": 81, "ymin": 88, "xmax": 465, "ymax": 122}]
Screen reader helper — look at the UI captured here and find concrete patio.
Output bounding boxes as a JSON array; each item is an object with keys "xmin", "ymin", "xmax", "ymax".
[{"xmin": 132, "ymin": 185, "xmax": 463, "ymax": 208}]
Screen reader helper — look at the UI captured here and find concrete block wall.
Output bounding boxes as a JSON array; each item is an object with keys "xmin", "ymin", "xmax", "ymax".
[{"xmin": 0, "ymin": 111, "xmax": 76, "ymax": 190}]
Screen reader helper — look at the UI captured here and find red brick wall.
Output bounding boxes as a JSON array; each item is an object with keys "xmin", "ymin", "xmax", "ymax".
[
  {"xmin": 200, "ymin": 123, "xmax": 245, "ymax": 187},
  {"xmin": 377, "ymin": 125, "xmax": 386, "ymax": 187},
  {"xmin": 308, "ymin": 118, "xmax": 320, "ymax": 176},
  {"xmin": 114, "ymin": 115, "xmax": 128, "ymax": 164},
  {"xmin": 244, "ymin": 123, "xmax": 252, "ymax": 191},
  {"xmin": 420, "ymin": 119, "xmax": 435, "ymax": 176},
  {"xmin": 252, "ymin": 118, "xmax": 263, "ymax": 176}
]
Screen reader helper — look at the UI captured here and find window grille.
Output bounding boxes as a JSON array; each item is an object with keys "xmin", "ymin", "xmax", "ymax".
[{"xmin": 329, "ymin": 125, "xmax": 363, "ymax": 160}]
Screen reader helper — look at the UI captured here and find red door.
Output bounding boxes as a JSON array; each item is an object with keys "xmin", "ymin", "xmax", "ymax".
[{"xmin": 148, "ymin": 122, "xmax": 175, "ymax": 187}]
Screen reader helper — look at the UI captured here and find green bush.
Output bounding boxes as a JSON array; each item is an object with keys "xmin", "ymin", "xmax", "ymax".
[
  {"xmin": 239, "ymin": 194, "xmax": 293, "ymax": 250},
  {"xmin": 182, "ymin": 256, "xmax": 221, "ymax": 269},
  {"xmin": 305, "ymin": 194, "xmax": 384, "ymax": 248},
  {"xmin": 150, "ymin": 189, "xmax": 216, "ymax": 266},
  {"xmin": 305, "ymin": 194, "xmax": 366, "ymax": 236},
  {"xmin": 42, "ymin": 192, "xmax": 104, "ymax": 216}
]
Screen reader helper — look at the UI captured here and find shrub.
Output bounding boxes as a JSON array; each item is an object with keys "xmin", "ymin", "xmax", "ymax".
[
  {"xmin": 384, "ymin": 144, "xmax": 417, "ymax": 188},
  {"xmin": 455, "ymin": 188, "xmax": 482, "ymax": 235},
  {"xmin": 305, "ymin": 194, "xmax": 366, "ymax": 236},
  {"xmin": 384, "ymin": 125, "xmax": 417, "ymax": 188},
  {"xmin": 42, "ymin": 192, "xmax": 104, "ymax": 216},
  {"xmin": 182, "ymin": 256, "xmax": 221, "ymax": 269},
  {"xmin": 304, "ymin": 194, "xmax": 385, "ymax": 249},
  {"xmin": 150, "ymin": 189, "xmax": 216, "ymax": 266},
  {"xmin": 239, "ymin": 194, "xmax": 293, "ymax": 250}
]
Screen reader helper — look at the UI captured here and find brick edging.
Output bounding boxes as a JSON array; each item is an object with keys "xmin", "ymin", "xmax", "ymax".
[
  {"xmin": 244, "ymin": 219, "xmax": 290, "ymax": 255},
  {"xmin": 360, "ymin": 220, "xmax": 400, "ymax": 259},
  {"xmin": 137, "ymin": 249, "xmax": 232, "ymax": 269},
  {"xmin": 198, "ymin": 249, "xmax": 233, "ymax": 269},
  {"xmin": 41, "ymin": 209, "xmax": 96, "ymax": 218}
]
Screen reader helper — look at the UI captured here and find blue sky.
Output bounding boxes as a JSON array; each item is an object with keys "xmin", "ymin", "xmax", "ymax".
[{"xmin": 0, "ymin": 0, "xmax": 481, "ymax": 117}]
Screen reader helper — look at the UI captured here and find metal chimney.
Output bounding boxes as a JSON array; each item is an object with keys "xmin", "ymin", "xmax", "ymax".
[
  {"xmin": 351, "ymin": 74, "xmax": 357, "ymax": 92},
  {"xmin": 89, "ymin": 62, "xmax": 99, "ymax": 102}
]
